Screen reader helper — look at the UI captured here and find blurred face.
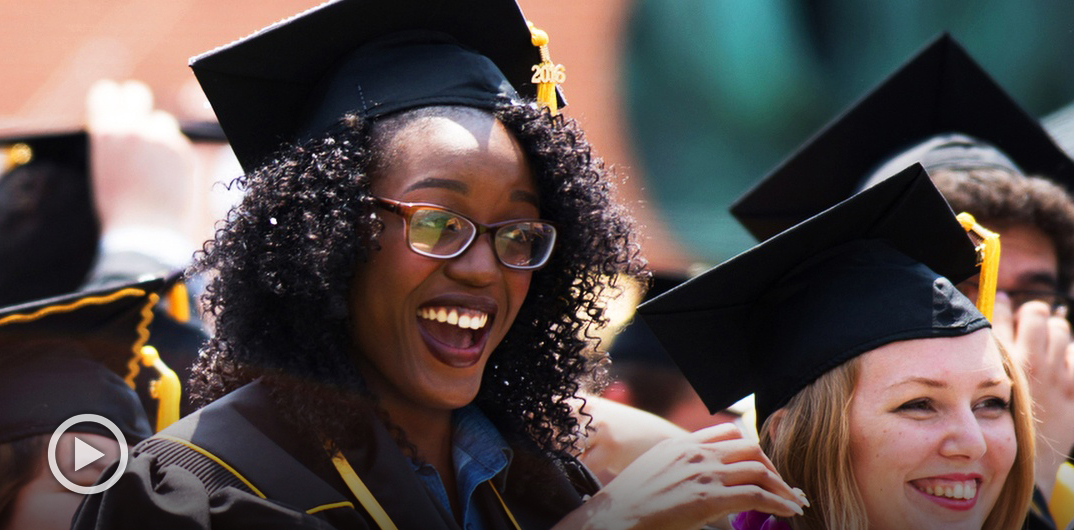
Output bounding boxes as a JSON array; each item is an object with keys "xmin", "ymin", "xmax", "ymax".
[
  {"xmin": 4, "ymin": 433, "xmax": 122, "ymax": 530},
  {"xmin": 348, "ymin": 108, "xmax": 538, "ymax": 418},
  {"xmin": 848, "ymin": 329, "xmax": 1016, "ymax": 530},
  {"xmin": 959, "ymin": 223, "xmax": 1062, "ymax": 308}
]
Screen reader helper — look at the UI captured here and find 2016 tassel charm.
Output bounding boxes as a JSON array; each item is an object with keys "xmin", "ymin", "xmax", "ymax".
[{"xmin": 528, "ymin": 22, "xmax": 565, "ymax": 116}]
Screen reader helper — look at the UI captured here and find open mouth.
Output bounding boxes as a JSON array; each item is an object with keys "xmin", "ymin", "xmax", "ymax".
[
  {"xmin": 909, "ymin": 477, "xmax": 979, "ymax": 509},
  {"xmin": 416, "ymin": 305, "xmax": 493, "ymax": 367}
]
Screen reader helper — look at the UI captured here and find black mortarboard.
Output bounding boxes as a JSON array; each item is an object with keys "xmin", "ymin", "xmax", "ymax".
[
  {"xmin": 731, "ymin": 33, "xmax": 1074, "ymax": 242},
  {"xmin": 639, "ymin": 165, "xmax": 989, "ymax": 426},
  {"xmin": 191, "ymin": 0, "xmax": 564, "ymax": 172},
  {"xmin": 0, "ymin": 278, "xmax": 168, "ymax": 444},
  {"xmin": 608, "ymin": 273, "xmax": 687, "ymax": 370},
  {"xmin": 0, "ymin": 130, "xmax": 99, "ymax": 306}
]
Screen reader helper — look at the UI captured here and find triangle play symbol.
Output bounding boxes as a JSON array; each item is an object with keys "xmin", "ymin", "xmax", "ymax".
[{"xmin": 73, "ymin": 437, "xmax": 105, "ymax": 472}]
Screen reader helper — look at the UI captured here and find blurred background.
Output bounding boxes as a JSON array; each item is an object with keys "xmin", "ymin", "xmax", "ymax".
[{"xmin": 4, "ymin": 0, "xmax": 1074, "ymax": 274}]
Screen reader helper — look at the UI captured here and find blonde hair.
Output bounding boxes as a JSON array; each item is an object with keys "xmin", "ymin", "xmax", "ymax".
[{"xmin": 760, "ymin": 335, "xmax": 1034, "ymax": 530}]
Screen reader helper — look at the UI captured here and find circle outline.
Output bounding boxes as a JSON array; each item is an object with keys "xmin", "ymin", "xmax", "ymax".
[{"xmin": 47, "ymin": 414, "xmax": 129, "ymax": 495}]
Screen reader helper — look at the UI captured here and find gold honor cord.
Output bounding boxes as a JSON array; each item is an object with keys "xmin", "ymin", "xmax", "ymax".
[
  {"xmin": 329, "ymin": 450, "xmax": 521, "ymax": 530},
  {"xmin": 331, "ymin": 451, "xmax": 399, "ymax": 530},
  {"xmin": 527, "ymin": 22, "xmax": 565, "ymax": 116},
  {"xmin": 957, "ymin": 213, "xmax": 1001, "ymax": 321}
]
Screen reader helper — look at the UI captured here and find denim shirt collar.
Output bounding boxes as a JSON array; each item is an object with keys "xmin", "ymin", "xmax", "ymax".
[{"xmin": 409, "ymin": 405, "xmax": 512, "ymax": 529}]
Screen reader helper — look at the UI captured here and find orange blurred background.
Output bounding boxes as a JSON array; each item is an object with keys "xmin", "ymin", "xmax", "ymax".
[{"xmin": 0, "ymin": 0, "xmax": 693, "ymax": 272}]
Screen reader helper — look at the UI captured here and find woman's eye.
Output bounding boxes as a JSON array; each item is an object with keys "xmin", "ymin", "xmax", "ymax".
[
  {"xmin": 895, "ymin": 398, "xmax": 934, "ymax": 413},
  {"xmin": 974, "ymin": 396, "xmax": 1011, "ymax": 414}
]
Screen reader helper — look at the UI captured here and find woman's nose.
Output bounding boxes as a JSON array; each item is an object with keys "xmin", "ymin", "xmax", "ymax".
[
  {"xmin": 443, "ymin": 233, "xmax": 501, "ymax": 286},
  {"xmin": 938, "ymin": 409, "xmax": 989, "ymax": 461}
]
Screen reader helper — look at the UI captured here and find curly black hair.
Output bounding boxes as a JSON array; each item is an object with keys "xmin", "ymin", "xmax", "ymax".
[{"xmin": 190, "ymin": 102, "xmax": 645, "ymax": 461}]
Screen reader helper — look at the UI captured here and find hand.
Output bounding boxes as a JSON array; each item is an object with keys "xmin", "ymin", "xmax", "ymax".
[
  {"xmin": 992, "ymin": 293, "xmax": 1074, "ymax": 499},
  {"xmin": 556, "ymin": 423, "xmax": 807, "ymax": 530},
  {"xmin": 577, "ymin": 394, "xmax": 690, "ymax": 483},
  {"xmin": 86, "ymin": 79, "xmax": 197, "ymax": 234}
]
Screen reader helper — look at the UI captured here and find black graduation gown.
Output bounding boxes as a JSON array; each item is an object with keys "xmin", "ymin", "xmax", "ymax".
[{"xmin": 73, "ymin": 381, "xmax": 599, "ymax": 529}]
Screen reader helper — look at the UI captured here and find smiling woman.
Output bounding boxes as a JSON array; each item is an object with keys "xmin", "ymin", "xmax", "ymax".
[
  {"xmin": 639, "ymin": 166, "xmax": 1035, "ymax": 530},
  {"xmin": 72, "ymin": 0, "xmax": 812, "ymax": 528}
]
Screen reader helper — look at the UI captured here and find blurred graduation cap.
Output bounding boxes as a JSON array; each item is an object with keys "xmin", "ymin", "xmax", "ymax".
[
  {"xmin": 607, "ymin": 272, "xmax": 686, "ymax": 368},
  {"xmin": 0, "ymin": 130, "xmax": 99, "ymax": 306},
  {"xmin": 179, "ymin": 120, "xmax": 229, "ymax": 143},
  {"xmin": 639, "ymin": 165, "xmax": 988, "ymax": 426},
  {"xmin": 191, "ymin": 0, "xmax": 566, "ymax": 172},
  {"xmin": 0, "ymin": 276, "xmax": 184, "ymax": 443},
  {"xmin": 731, "ymin": 33, "xmax": 1074, "ymax": 242}
]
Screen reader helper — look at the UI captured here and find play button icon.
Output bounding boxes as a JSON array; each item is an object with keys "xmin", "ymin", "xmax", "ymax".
[
  {"xmin": 48, "ymin": 414, "xmax": 129, "ymax": 494},
  {"xmin": 73, "ymin": 437, "xmax": 106, "ymax": 472}
]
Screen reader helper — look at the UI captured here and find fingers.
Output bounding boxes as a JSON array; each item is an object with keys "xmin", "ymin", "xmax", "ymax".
[
  {"xmin": 703, "ymin": 484, "xmax": 805, "ymax": 520},
  {"xmin": 711, "ymin": 457, "xmax": 807, "ymax": 510},
  {"xmin": 1065, "ymin": 343, "xmax": 1074, "ymax": 401},
  {"xmin": 86, "ymin": 79, "xmax": 155, "ymax": 132},
  {"xmin": 1015, "ymin": 301, "xmax": 1054, "ymax": 376},
  {"xmin": 992, "ymin": 292, "xmax": 1015, "ymax": 347},
  {"xmin": 688, "ymin": 422, "xmax": 746, "ymax": 444},
  {"xmin": 1046, "ymin": 313, "xmax": 1073, "ymax": 373}
]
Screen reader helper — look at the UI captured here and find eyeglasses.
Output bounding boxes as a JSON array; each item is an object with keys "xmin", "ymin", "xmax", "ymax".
[
  {"xmin": 960, "ymin": 282, "xmax": 1072, "ymax": 313},
  {"xmin": 374, "ymin": 197, "xmax": 557, "ymax": 270},
  {"xmin": 1004, "ymin": 289, "xmax": 1073, "ymax": 313}
]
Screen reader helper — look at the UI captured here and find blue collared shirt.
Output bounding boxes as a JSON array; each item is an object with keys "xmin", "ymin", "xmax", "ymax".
[{"xmin": 410, "ymin": 406, "xmax": 512, "ymax": 530}]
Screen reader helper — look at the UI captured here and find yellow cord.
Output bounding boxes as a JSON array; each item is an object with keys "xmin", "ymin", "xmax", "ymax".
[
  {"xmin": 487, "ymin": 481, "xmax": 522, "ymax": 530},
  {"xmin": 957, "ymin": 213, "xmax": 1001, "ymax": 321},
  {"xmin": 527, "ymin": 22, "xmax": 565, "ymax": 116},
  {"xmin": 328, "ymin": 449, "xmax": 521, "ymax": 529},
  {"xmin": 330, "ymin": 451, "xmax": 399, "ymax": 530}
]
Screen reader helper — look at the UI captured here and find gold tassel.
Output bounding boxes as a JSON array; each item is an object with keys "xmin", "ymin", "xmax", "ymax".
[
  {"xmin": 140, "ymin": 345, "xmax": 181, "ymax": 432},
  {"xmin": 166, "ymin": 281, "xmax": 191, "ymax": 323},
  {"xmin": 1, "ymin": 143, "xmax": 33, "ymax": 173},
  {"xmin": 957, "ymin": 213, "xmax": 1001, "ymax": 321},
  {"xmin": 528, "ymin": 21, "xmax": 565, "ymax": 116}
]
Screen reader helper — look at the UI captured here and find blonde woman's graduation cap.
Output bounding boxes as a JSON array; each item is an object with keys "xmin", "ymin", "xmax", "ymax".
[{"xmin": 640, "ymin": 165, "xmax": 988, "ymax": 425}]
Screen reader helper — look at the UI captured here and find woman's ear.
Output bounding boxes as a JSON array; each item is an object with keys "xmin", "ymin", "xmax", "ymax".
[{"xmin": 764, "ymin": 408, "xmax": 787, "ymax": 440}]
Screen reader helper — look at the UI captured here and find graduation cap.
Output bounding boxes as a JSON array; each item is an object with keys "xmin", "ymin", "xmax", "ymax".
[
  {"xmin": 191, "ymin": 0, "xmax": 566, "ymax": 172},
  {"xmin": 731, "ymin": 33, "xmax": 1074, "ymax": 242},
  {"xmin": 639, "ymin": 165, "xmax": 989, "ymax": 426},
  {"xmin": 0, "ymin": 277, "xmax": 184, "ymax": 444},
  {"xmin": 608, "ymin": 273, "xmax": 687, "ymax": 370},
  {"xmin": 0, "ymin": 130, "xmax": 99, "ymax": 306}
]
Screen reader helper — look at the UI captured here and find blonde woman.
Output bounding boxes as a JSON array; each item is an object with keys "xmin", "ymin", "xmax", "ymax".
[{"xmin": 641, "ymin": 166, "xmax": 1035, "ymax": 529}]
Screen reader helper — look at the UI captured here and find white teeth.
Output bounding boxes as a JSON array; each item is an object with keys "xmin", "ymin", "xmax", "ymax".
[
  {"xmin": 418, "ymin": 306, "xmax": 489, "ymax": 330},
  {"xmin": 917, "ymin": 480, "xmax": 977, "ymax": 500}
]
